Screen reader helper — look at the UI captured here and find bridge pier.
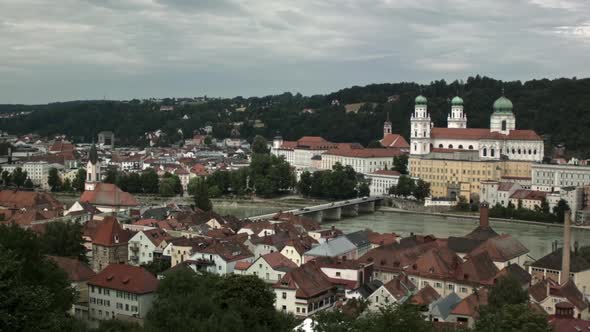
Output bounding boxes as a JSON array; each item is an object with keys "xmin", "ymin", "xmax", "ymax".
[
  {"xmin": 304, "ymin": 211, "xmax": 324, "ymax": 223},
  {"xmin": 341, "ymin": 204, "xmax": 359, "ymax": 218},
  {"xmin": 323, "ymin": 207, "xmax": 342, "ymax": 221},
  {"xmin": 358, "ymin": 201, "xmax": 375, "ymax": 213}
]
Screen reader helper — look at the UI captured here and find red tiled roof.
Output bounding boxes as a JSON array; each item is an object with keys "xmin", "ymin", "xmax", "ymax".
[
  {"xmin": 234, "ymin": 261, "xmax": 251, "ymax": 271},
  {"xmin": 87, "ymin": 264, "xmax": 158, "ymax": 294},
  {"xmin": 80, "ymin": 183, "xmax": 139, "ymax": 207},
  {"xmin": 93, "ymin": 216, "xmax": 130, "ymax": 247},
  {"xmin": 49, "ymin": 140, "xmax": 75, "ymax": 153},
  {"xmin": 409, "ymin": 284, "xmax": 440, "ymax": 305},
  {"xmin": 509, "ymin": 189, "xmax": 546, "ymax": 201},
  {"xmin": 380, "ymin": 134, "xmax": 410, "ymax": 149},
  {"xmin": 324, "ymin": 148, "xmax": 404, "ymax": 158},
  {"xmin": 451, "ymin": 288, "xmax": 488, "ymax": 317},
  {"xmin": 274, "ymin": 261, "xmax": 335, "ymax": 298},
  {"xmin": 530, "ymin": 279, "xmax": 588, "ymax": 311},
  {"xmin": 431, "ymin": 128, "xmax": 542, "ymax": 141},
  {"xmin": 367, "ymin": 231, "xmax": 399, "ymax": 246},
  {"xmin": 262, "ymin": 252, "xmax": 298, "ymax": 270},
  {"xmin": 467, "ymin": 234, "xmax": 529, "ymax": 262},
  {"xmin": 47, "ymin": 255, "xmax": 95, "ymax": 282},
  {"xmin": 0, "ymin": 190, "xmax": 63, "ymax": 210},
  {"xmin": 383, "ymin": 275, "xmax": 416, "ymax": 300},
  {"xmin": 142, "ymin": 228, "xmax": 173, "ymax": 247}
]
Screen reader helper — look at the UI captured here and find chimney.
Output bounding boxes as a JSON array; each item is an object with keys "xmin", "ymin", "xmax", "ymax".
[
  {"xmin": 561, "ymin": 210, "xmax": 572, "ymax": 285},
  {"xmin": 479, "ymin": 202, "xmax": 490, "ymax": 228}
]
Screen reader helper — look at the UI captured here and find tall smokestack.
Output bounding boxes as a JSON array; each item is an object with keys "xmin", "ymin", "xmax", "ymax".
[
  {"xmin": 479, "ymin": 202, "xmax": 490, "ymax": 228},
  {"xmin": 561, "ymin": 210, "xmax": 572, "ymax": 285}
]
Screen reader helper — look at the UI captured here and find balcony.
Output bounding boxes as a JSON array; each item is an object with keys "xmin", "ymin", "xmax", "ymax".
[{"xmin": 129, "ymin": 242, "xmax": 140, "ymax": 252}]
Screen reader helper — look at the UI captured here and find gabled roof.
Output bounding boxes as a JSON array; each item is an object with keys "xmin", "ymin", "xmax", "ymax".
[
  {"xmin": 530, "ymin": 248, "xmax": 590, "ymax": 273},
  {"xmin": 80, "ymin": 183, "xmax": 139, "ymax": 207},
  {"xmin": 408, "ymin": 247, "xmax": 462, "ymax": 279},
  {"xmin": 430, "ymin": 292, "xmax": 462, "ymax": 320},
  {"xmin": 345, "ymin": 230, "xmax": 371, "ymax": 248},
  {"xmin": 0, "ymin": 190, "xmax": 63, "ymax": 210},
  {"xmin": 261, "ymin": 252, "xmax": 298, "ymax": 271},
  {"xmin": 142, "ymin": 228, "xmax": 173, "ymax": 247},
  {"xmin": 455, "ymin": 251, "xmax": 499, "ymax": 284},
  {"xmin": 464, "ymin": 225, "xmax": 499, "ymax": 242},
  {"xmin": 510, "ymin": 189, "xmax": 546, "ymax": 201},
  {"xmin": 274, "ymin": 261, "xmax": 335, "ymax": 298},
  {"xmin": 380, "ymin": 134, "xmax": 410, "ymax": 149},
  {"xmin": 304, "ymin": 236, "xmax": 357, "ymax": 257},
  {"xmin": 447, "ymin": 236, "xmax": 484, "ymax": 254},
  {"xmin": 47, "ymin": 255, "xmax": 95, "ymax": 282},
  {"xmin": 381, "ymin": 274, "xmax": 416, "ymax": 301},
  {"xmin": 88, "ymin": 264, "xmax": 158, "ymax": 295},
  {"xmin": 530, "ymin": 279, "xmax": 589, "ymax": 311},
  {"xmin": 410, "ymin": 284, "xmax": 440, "ymax": 306},
  {"xmin": 450, "ymin": 288, "xmax": 488, "ymax": 317},
  {"xmin": 468, "ymin": 234, "xmax": 529, "ymax": 262},
  {"xmin": 93, "ymin": 216, "xmax": 130, "ymax": 247}
]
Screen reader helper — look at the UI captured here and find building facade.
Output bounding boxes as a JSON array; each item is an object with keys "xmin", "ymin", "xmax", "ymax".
[{"xmin": 532, "ymin": 164, "xmax": 590, "ymax": 192}]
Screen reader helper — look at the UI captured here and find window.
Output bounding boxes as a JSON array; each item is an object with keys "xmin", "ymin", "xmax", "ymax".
[
  {"xmin": 501, "ymin": 120, "xmax": 507, "ymax": 131},
  {"xmin": 296, "ymin": 308, "xmax": 300, "ymax": 313},
  {"xmin": 460, "ymin": 287, "xmax": 468, "ymax": 293},
  {"xmin": 282, "ymin": 292, "xmax": 287, "ymax": 299},
  {"xmin": 125, "ymin": 304, "xmax": 129, "ymax": 311},
  {"xmin": 282, "ymin": 305, "xmax": 287, "ymax": 311},
  {"xmin": 336, "ymin": 272, "xmax": 341, "ymax": 277},
  {"xmin": 447, "ymin": 284, "xmax": 454, "ymax": 291},
  {"xmin": 483, "ymin": 148, "xmax": 487, "ymax": 157},
  {"xmin": 375, "ymin": 296, "xmax": 379, "ymax": 303},
  {"xmin": 435, "ymin": 282, "xmax": 442, "ymax": 288}
]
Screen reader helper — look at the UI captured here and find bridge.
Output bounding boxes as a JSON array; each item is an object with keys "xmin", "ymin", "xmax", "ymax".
[{"xmin": 248, "ymin": 196, "xmax": 388, "ymax": 223}]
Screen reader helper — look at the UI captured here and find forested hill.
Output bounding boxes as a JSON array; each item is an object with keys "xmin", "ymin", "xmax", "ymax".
[{"xmin": 1, "ymin": 76, "xmax": 590, "ymax": 156}]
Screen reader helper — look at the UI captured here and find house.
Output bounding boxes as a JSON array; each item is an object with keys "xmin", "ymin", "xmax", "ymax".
[
  {"xmin": 188, "ymin": 239, "xmax": 254, "ymax": 275},
  {"xmin": 314, "ymin": 258, "xmax": 374, "ymax": 299},
  {"xmin": 549, "ymin": 302, "xmax": 590, "ymax": 332},
  {"xmin": 427, "ymin": 292, "xmax": 462, "ymax": 322},
  {"xmin": 367, "ymin": 274, "xmax": 415, "ymax": 311},
  {"xmin": 80, "ymin": 183, "xmax": 139, "ymax": 213},
  {"xmin": 465, "ymin": 234, "xmax": 529, "ymax": 269},
  {"xmin": 65, "ymin": 201, "xmax": 101, "ymax": 223},
  {"xmin": 0, "ymin": 190, "xmax": 63, "ymax": 211},
  {"xmin": 345, "ymin": 230, "xmax": 372, "ymax": 257},
  {"xmin": 128, "ymin": 229, "xmax": 174, "ymax": 266},
  {"xmin": 87, "ymin": 264, "xmax": 158, "ymax": 321},
  {"xmin": 447, "ymin": 288, "xmax": 488, "ymax": 328},
  {"xmin": 529, "ymin": 247, "xmax": 590, "ymax": 295},
  {"xmin": 529, "ymin": 279, "xmax": 590, "ymax": 319},
  {"xmin": 236, "ymin": 252, "xmax": 297, "ymax": 283},
  {"xmin": 280, "ymin": 237, "xmax": 317, "ymax": 266},
  {"xmin": 303, "ymin": 236, "xmax": 358, "ymax": 263},
  {"xmin": 47, "ymin": 255, "xmax": 96, "ymax": 318},
  {"xmin": 508, "ymin": 189, "xmax": 547, "ymax": 210},
  {"xmin": 273, "ymin": 261, "xmax": 338, "ymax": 317},
  {"xmin": 167, "ymin": 237, "xmax": 213, "ymax": 266},
  {"xmin": 91, "ymin": 217, "xmax": 131, "ymax": 272},
  {"xmin": 409, "ymin": 284, "xmax": 441, "ymax": 308}
]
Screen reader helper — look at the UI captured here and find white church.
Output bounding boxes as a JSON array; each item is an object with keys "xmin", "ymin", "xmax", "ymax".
[{"xmin": 410, "ymin": 94, "xmax": 544, "ymax": 161}]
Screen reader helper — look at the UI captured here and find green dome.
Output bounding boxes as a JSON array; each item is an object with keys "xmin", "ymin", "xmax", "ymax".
[
  {"xmin": 451, "ymin": 96, "xmax": 463, "ymax": 106},
  {"xmin": 493, "ymin": 96, "xmax": 513, "ymax": 112},
  {"xmin": 415, "ymin": 95, "xmax": 427, "ymax": 105}
]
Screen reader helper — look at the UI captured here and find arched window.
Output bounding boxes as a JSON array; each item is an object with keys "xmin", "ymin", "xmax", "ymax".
[
  {"xmin": 528, "ymin": 149, "xmax": 532, "ymax": 155},
  {"xmin": 423, "ymin": 131, "xmax": 426, "ymax": 137},
  {"xmin": 534, "ymin": 149, "xmax": 537, "ymax": 155},
  {"xmin": 439, "ymin": 144, "xmax": 443, "ymax": 148},
  {"xmin": 458, "ymin": 145, "xmax": 464, "ymax": 149},
  {"xmin": 414, "ymin": 130, "xmax": 417, "ymax": 137},
  {"xmin": 430, "ymin": 144, "xmax": 433, "ymax": 149},
  {"xmin": 512, "ymin": 148, "xmax": 515, "ymax": 154},
  {"xmin": 501, "ymin": 120, "xmax": 507, "ymax": 131},
  {"xmin": 483, "ymin": 148, "xmax": 487, "ymax": 157},
  {"xmin": 414, "ymin": 144, "xmax": 417, "ymax": 151},
  {"xmin": 468, "ymin": 145, "xmax": 474, "ymax": 150},
  {"xmin": 518, "ymin": 149, "xmax": 521, "ymax": 154},
  {"xmin": 448, "ymin": 144, "xmax": 454, "ymax": 149},
  {"xmin": 491, "ymin": 149, "xmax": 495, "ymax": 157}
]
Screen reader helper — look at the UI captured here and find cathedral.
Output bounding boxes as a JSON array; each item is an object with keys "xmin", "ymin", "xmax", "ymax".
[{"xmin": 409, "ymin": 94, "xmax": 544, "ymax": 162}]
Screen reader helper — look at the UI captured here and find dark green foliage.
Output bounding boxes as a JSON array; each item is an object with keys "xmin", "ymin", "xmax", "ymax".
[
  {"xmin": 489, "ymin": 202, "xmax": 557, "ymax": 223},
  {"xmin": 62, "ymin": 178, "xmax": 72, "ymax": 192},
  {"xmin": 252, "ymin": 135, "xmax": 269, "ymax": 154},
  {"xmin": 145, "ymin": 269, "xmax": 296, "ymax": 332},
  {"xmin": 297, "ymin": 171, "xmax": 313, "ymax": 196},
  {"xmin": 413, "ymin": 179, "xmax": 431, "ymax": 201},
  {"xmin": 300, "ymin": 163, "xmax": 361, "ymax": 200},
  {"xmin": 158, "ymin": 178, "xmax": 176, "ymax": 197},
  {"xmin": 553, "ymin": 199, "xmax": 570, "ymax": 223},
  {"xmin": 104, "ymin": 168, "xmax": 118, "ymax": 184},
  {"xmin": 358, "ymin": 182, "xmax": 370, "ymax": 197},
  {"xmin": 24, "ymin": 178, "xmax": 34, "ymax": 189},
  {"xmin": 394, "ymin": 175, "xmax": 415, "ymax": 198},
  {"xmin": 487, "ymin": 276, "xmax": 529, "ymax": 310},
  {"xmin": 94, "ymin": 319, "xmax": 143, "ymax": 332},
  {"xmin": 11, "ymin": 167, "xmax": 27, "ymax": 187},
  {"xmin": 40, "ymin": 222, "xmax": 88, "ymax": 263},
  {"xmin": 141, "ymin": 258, "xmax": 171, "ymax": 276},
  {"xmin": 192, "ymin": 178, "xmax": 212, "ymax": 211},
  {"xmin": 72, "ymin": 169, "xmax": 87, "ymax": 192},
  {"xmin": 48, "ymin": 167, "xmax": 62, "ymax": 191},
  {"xmin": 367, "ymin": 140, "xmax": 383, "ymax": 148},
  {"xmin": 393, "ymin": 155, "xmax": 409, "ymax": 174},
  {"xmin": 140, "ymin": 169, "xmax": 160, "ymax": 194},
  {"xmin": 0, "ymin": 224, "xmax": 76, "ymax": 331}
]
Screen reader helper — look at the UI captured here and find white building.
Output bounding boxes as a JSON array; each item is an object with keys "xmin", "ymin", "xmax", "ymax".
[
  {"xmin": 1, "ymin": 161, "xmax": 62, "ymax": 190},
  {"xmin": 235, "ymin": 252, "xmax": 297, "ymax": 283},
  {"xmin": 410, "ymin": 94, "xmax": 544, "ymax": 162},
  {"xmin": 87, "ymin": 264, "xmax": 158, "ymax": 321},
  {"xmin": 321, "ymin": 149, "xmax": 403, "ymax": 174},
  {"xmin": 480, "ymin": 181, "xmax": 522, "ymax": 207},
  {"xmin": 271, "ymin": 136, "xmax": 342, "ymax": 169},
  {"xmin": 188, "ymin": 240, "xmax": 254, "ymax": 275},
  {"xmin": 128, "ymin": 229, "xmax": 173, "ymax": 266},
  {"xmin": 365, "ymin": 170, "xmax": 402, "ymax": 196},
  {"xmin": 532, "ymin": 164, "xmax": 590, "ymax": 192}
]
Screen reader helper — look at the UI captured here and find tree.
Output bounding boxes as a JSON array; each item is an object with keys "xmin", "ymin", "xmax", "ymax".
[
  {"xmin": 48, "ymin": 167, "xmax": 62, "ymax": 191},
  {"xmin": 413, "ymin": 179, "xmax": 431, "ymax": 201},
  {"xmin": 540, "ymin": 197, "xmax": 550, "ymax": 214},
  {"xmin": 553, "ymin": 199, "xmax": 570, "ymax": 223},
  {"xmin": 475, "ymin": 304, "xmax": 551, "ymax": 332},
  {"xmin": 141, "ymin": 168, "xmax": 159, "ymax": 194},
  {"xmin": 11, "ymin": 167, "xmax": 27, "ymax": 187},
  {"xmin": 40, "ymin": 222, "xmax": 88, "ymax": 263},
  {"xmin": 24, "ymin": 178, "xmax": 34, "ymax": 189},
  {"xmin": 393, "ymin": 155, "xmax": 409, "ymax": 174},
  {"xmin": 252, "ymin": 135, "xmax": 269, "ymax": 154},
  {"xmin": 71, "ymin": 169, "xmax": 86, "ymax": 192},
  {"xmin": 395, "ymin": 175, "xmax": 415, "ymax": 198},
  {"xmin": 104, "ymin": 168, "xmax": 118, "ymax": 184},
  {"xmin": 0, "ymin": 225, "xmax": 77, "ymax": 331},
  {"xmin": 204, "ymin": 136, "xmax": 212, "ymax": 145},
  {"xmin": 193, "ymin": 178, "xmax": 212, "ymax": 211},
  {"xmin": 62, "ymin": 178, "xmax": 72, "ymax": 192},
  {"xmin": 355, "ymin": 304, "xmax": 433, "ymax": 332},
  {"xmin": 358, "ymin": 182, "xmax": 370, "ymax": 197},
  {"xmin": 487, "ymin": 275, "xmax": 529, "ymax": 309},
  {"xmin": 1, "ymin": 170, "xmax": 11, "ymax": 186},
  {"xmin": 297, "ymin": 171, "xmax": 313, "ymax": 197},
  {"xmin": 159, "ymin": 178, "xmax": 176, "ymax": 197},
  {"xmin": 367, "ymin": 140, "xmax": 383, "ymax": 148}
]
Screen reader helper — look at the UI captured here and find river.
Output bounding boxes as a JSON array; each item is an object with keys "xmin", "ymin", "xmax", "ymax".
[{"xmin": 214, "ymin": 201, "xmax": 590, "ymax": 260}]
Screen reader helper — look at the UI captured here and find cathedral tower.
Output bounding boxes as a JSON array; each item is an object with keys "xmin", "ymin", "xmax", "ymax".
[
  {"xmin": 410, "ymin": 95, "xmax": 431, "ymax": 155},
  {"xmin": 490, "ymin": 93, "xmax": 516, "ymax": 135},
  {"xmin": 85, "ymin": 143, "xmax": 101, "ymax": 191},
  {"xmin": 383, "ymin": 112, "xmax": 392, "ymax": 138},
  {"xmin": 447, "ymin": 96, "xmax": 467, "ymax": 128}
]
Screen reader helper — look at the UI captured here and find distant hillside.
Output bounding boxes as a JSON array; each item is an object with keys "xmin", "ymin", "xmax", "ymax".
[{"xmin": 1, "ymin": 76, "xmax": 590, "ymax": 157}]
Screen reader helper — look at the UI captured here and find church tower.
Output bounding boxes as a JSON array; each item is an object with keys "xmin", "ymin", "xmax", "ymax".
[
  {"xmin": 383, "ymin": 112, "xmax": 392, "ymax": 138},
  {"xmin": 447, "ymin": 96, "xmax": 467, "ymax": 128},
  {"xmin": 410, "ymin": 95, "xmax": 432, "ymax": 155},
  {"xmin": 85, "ymin": 143, "xmax": 101, "ymax": 191},
  {"xmin": 490, "ymin": 92, "xmax": 516, "ymax": 135}
]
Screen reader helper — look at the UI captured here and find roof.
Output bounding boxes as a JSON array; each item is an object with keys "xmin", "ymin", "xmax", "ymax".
[
  {"xmin": 464, "ymin": 225, "xmax": 499, "ymax": 242},
  {"xmin": 467, "ymin": 234, "xmax": 529, "ymax": 262},
  {"xmin": 47, "ymin": 255, "xmax": 95, "ymax": 282},
  {"xmin": 381, "ymin": 274, "xmax": 416, "ymax": 301},
  {"xmin": 261, "ymin": 252, "xmax": 298, "ymax": 271},
  {"xmin": 489, "ymin": 264, "xmax": 531, "ymax": 286},
  {"xmin": 450, "ymin": 288, "xmax": 488, "ymax": 317},
  {"xmin": 92, "ymin": 216, "xmax": 130, "ymax": 247},
  {"xmin": 510, "ymin": 189, "xmax": 546, "ymax": 201},
  {"xmin": 530, "ymin": 248, "xmax": 590, "ymax": 273},
  {"xmin": 447, "ymin": 236, "xmax": 484, "ymax": 254},
  {"xmin": 345, "ymin": 230, "xmax": 371, "ymax": 248},
  {"xmin": 304, "ymin": 236, "xmax": 357, "ymax": 257},
  {"xmin": 409, "ymin": 284, "xmax": 440, "ymax": 306},
  {"xmin": 455, "ymin": 251, "xmax": 499, "ymax": 284},
  {"xmin": 323, "ymin": 148, "xmax": 404, "ymax": 158},
  {"xmin": 530, "ymin": 279, "xmax": 589, "ymax": 311},
  {"xmin": 369, "ymin": 170, "xmax": 401, "ymax": 176},
  {"xmin": 87, "ymin": 264, "xmax": 158, "ymax": 295},
  {"xmin": 274, "ymin": 261, "xmax": 335, "ymax": 298},
  {"xmin": 380, "ymin": 134, "xmax": 410, "ymax": 149},
  {"xmin": 357, "ymin": 280, "xmax": 383, "ymax": 298},
  {"xmin": 430, "ymin": 292, "xmax": 462, "ymax": 319},
  {"xmin": 367, "ymin": 231, "xmax": 398, "ymax": 246},
  {"xmin": 142, "ymin": 228, "xmax": 173, "ymax": 247},
  {"xmin": 234, "ymin": 261, "xmax": 252, "ymax": 271},
  {"xmin": 80, "ymin": 183, "xmax": 139, "ymax": 207},
  {"xmin": 430, "ymin": 127, "xmax": 541, "ymax": 141},
  {"xmin": 0, "ymin": 190, "xmax": 63, "ymax": 210}
]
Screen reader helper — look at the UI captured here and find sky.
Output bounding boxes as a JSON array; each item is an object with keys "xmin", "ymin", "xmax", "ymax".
[{"xmin": 0, "ymin": 0, "xmax": 589, "ymax": 104}]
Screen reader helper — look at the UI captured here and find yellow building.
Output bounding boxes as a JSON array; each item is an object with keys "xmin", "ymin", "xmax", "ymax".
[{"xmin": 409, "ymin": 150, "xmax": 532, "ymax": 200}]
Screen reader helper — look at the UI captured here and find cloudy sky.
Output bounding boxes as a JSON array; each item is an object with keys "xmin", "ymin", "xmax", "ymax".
[{"xmin": 1, "ymin": 0, "xmax": 589, "ymax": 104}]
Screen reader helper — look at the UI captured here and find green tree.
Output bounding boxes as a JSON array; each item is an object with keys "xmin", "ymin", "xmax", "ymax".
[
  {"xmin": 24, "ymin": 178, "xmax": 34, "ymax": 189},
  {"xmin": 11, "ymin": 167, "xmax": 27, "ymax": 187},
  {"xmin": 104, "ymin": 168, "xmax": 118, "ymax": 184},
  {"xmin": 355, "ymin": 304, "xmax": 433, "ymax": 332},
  {"xmin": 1, "ymin": 170, "xmax": 11, "ymax": 186},
  {"xmin": 0, "ymin": 225, "xmax": 77, "ymax": 331},
  {"xmin": 487, "ymin": 275, "xmax": 529, "ymax": 309},
  {"xmin": 159, "ymin": 178, "xmax": 176, "ymax": 197},
  {"xmin": 40, "ymin": 222, "xmax": 88, "ymax": 263},
  {"xmin": 395, "ymin": 175, "xmax": 415, "ymax": 198},
  {"xmin": 252, "ymin": 135, "xmax": 269, "ymax": 154},
  {"xmin": 540, "ymin": 197, "xmax": 550, "ymax": 214},
  {"xmin": 413, "ymin": 179, "xmax": 431, "ymax": 201},
  {"xmin": 553, "ymin": 199, "xmax": 570, "ymax": 223},
  {"xmin": 193, "ymin": 178, "xmax": 212, "ymax": 211},
  {"xmin": 141, "ymin": 168, "xmax": 159, "ymax": 194},
  {"xmin": 48, "ymin": 167, "xmax": 62, "ymax": 191},
  {"xmin": 71, "ymin": 169, "xmax": 87, "ymax": 192},
  {"xmin": 367, "ymin": 140, "xmax": 383, "ymax": 148},
  {"xmin": 204, "ymin": 136, "xmax": 212, "ymax": 145},
  {"xmin": 62, "ymin": 178, "xmax": 72, "ymax": 192},
  {"xmin": 298, "ymin": 171, "xmax": 313, "ymax": 196},
  {"xmin": 475, "ymin": 304, "xmax": 551, "ymax": 332},
  {"xmin": 393, "ymin": 155, "xmax": 409, "ymax": 174},
  {"xmin": 358, "ymin": 182, "xmax": 370, "ymax": 197}
]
